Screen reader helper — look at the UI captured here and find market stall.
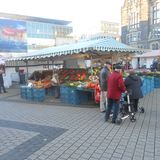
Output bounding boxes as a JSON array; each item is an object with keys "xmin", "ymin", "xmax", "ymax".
[{"xmin": 5, "ymin": 37, "xmax": 144, "ymax": 104}]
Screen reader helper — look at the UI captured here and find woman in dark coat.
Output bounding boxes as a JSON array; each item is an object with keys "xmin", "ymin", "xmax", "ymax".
[{"xmin": 124, "ymin": 70, "xmax": 143, "ymax": 112}]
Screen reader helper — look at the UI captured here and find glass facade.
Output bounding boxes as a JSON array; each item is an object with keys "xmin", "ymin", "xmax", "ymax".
[
  {"xmin": 0, "ymin": 12, "xmax": 73, "ymax": 53},
  {"xmin": 26, "ymin": 21, "xmax": 72, "ymax": 39}
]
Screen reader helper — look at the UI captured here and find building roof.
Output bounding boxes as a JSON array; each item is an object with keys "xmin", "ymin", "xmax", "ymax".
[
  {"xmin": 7, "ymin": 37, "xmax": 144, "ymax": 61},
  {"xmin": 136, "ymin": 50, "xmax": 160, "ymax": 58},
  {"xmin": 0, "ymin": 12, "xmax": 71, "ymax": 25}
]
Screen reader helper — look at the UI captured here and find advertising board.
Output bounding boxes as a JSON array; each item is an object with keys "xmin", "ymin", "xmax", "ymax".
[{"xmin": 0, "ymin": 19, "xmax": 27, "ymax": 52}]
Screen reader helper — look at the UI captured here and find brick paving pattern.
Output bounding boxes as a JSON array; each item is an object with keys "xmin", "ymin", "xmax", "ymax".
[{"xmin": 0, "ymin": 87, "xmax": 159, "ymax": 160}]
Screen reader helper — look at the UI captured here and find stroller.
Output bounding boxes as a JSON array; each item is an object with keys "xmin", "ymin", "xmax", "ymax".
[{"xmin": 115, "ymin": 93, "xmax": 144, "ymax": 124}]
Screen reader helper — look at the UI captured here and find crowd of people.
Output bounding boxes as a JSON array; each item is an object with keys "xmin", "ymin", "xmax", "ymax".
[{"xmin": 99, "ymin": 61, "xmax": 143, "ymax": 124}]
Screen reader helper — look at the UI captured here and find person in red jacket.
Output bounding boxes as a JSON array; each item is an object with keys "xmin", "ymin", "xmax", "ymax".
[{"xmin": 105, "ymin": 64, "xmax": 127, "ymax": 123}]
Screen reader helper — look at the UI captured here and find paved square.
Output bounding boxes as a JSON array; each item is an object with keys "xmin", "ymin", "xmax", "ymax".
[
  {"xmin": 0, "ymin": 88, "xmax": 159, "ymax": 160},
  {"xmin": 0, "ymin": 120, "xmax": 67, "ymax": 160}
]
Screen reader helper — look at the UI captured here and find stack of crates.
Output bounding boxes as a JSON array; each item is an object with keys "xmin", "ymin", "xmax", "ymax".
[
  {"xmin": 150, "ymin": 77, "xmax": 154, "ymax": 91},
  {"xmin": 154, "ymin": 77, "xmax": 160, "ymax": 88},
  {"xmin": 141, "ymin": 76, "xmax": 154, "ymax": 96},
  {"xmin": 60, "ymin": 86, "xmax": 81, "ymax": 104},
  {"xmin": 60, "ymin": 86, "xmax": 70, "ymax": 103},
  {"xmin": 60, "ymin": 86, "xmax": 92, "ymax": 105},
  {"xmin": 141, "ymin": 77, "xmax": 147, "ymax": 96},
  {"xmin": 145, "ymin": 77, "xmax": 152, "ymax": 95},
  {"xmin": 33, "ymin": 88, "xmax": 45, "ymax": 102},
  {"xmin": 79, "ymin": 91, "xmax": 90, "ymax": 104},
  {"xmin": 20, "ymin": 86, "xmax": 27, "ymax": 99},
  {"xmin": 69, "ymin": 88, "xmax": 80, "ymax": 105},
  {"xmin": 46, "ymin": 87, "xmax": 55, "ymax": 96},
  {"xmin": 26, "ymin": 87, "xmax": 33, "ymax": 100},
  {"xmin": 20, "ymin": 86, "xmax": 46, "ymax": 102}
]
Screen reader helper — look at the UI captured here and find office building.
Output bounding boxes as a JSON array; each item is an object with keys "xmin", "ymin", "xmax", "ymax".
[
  {"xmin": 121, "ymin": 0, "xmax": 160, "ymax": 49},
  {"xmin": 0, "ymin": 12, "xmax": 73, "ymax": 56}
]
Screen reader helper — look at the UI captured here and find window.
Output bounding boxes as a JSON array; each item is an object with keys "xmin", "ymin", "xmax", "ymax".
[
  {"xmin": 155, "ymin": 43, "xmax": 159, "ymax": 49},
  {"xmin": 152, "ymin": 44, "xmax": 156, "ymax": 50},
  {"xmin": 151, "ymin": 3, "xmax": 160, "ymax": 24},
  {"xmin": 150, "ymin": 28, "xmax": 160, "ymax": 39},
  {"xmin": 128, "ymin": 11, "xmax": 139, "ymax": 29}
]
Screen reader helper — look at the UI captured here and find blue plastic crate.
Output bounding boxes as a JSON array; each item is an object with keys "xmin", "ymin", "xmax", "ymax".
[
  {"xmin": 154, "ymin": 77, "xmax": 160, "ymax": 88},
  {"xmin": 60, "ymin": 94, "xmax": 70, "ymax": 103},
  {"xmin": 33, "ymin": 88, "xmax": 45, "ymax": 102},
  {"xmin": 79, "ymin": 91, "xmax": 89, "ymax": 103},
  {"xmin": 26, "ymin": 87, "xmax": 33, "ymax": 97},
  {"xmin": 20, "ymin": 86, "xmax": 27, "ymax": 93},
  {"xmin": 69, "ymin": 98, "xmax": 81, "ymax": 105},
  {"xmin": 60, "ymin": 86, "xmax": 70, "ymax": 94},
  {"xmin": 33, "ymin": 88, "xmax": 45, "ymax": 96},
  {"xmin": 45, "ymin": 87, "xmax": 55, "ymax": 96},
  {"xmin": 33, "ymin": 96, "xmax": 45, "ymax": 102},
  {"xmin": 26, "ymin": 95, "xmax": 34, "ymax": 101},
  {"xmin": 21, "ymin": 92, "xmax": 26, "ymax": 99}
]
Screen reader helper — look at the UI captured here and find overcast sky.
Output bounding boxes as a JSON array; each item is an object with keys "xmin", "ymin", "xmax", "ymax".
[{"xmin": 0, "ymin": 0, "xmax": 125, "ymax": 35}]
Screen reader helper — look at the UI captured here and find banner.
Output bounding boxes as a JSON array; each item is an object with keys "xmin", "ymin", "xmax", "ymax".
[{"xmin": 0, "ymin": 19, "xmax": 27, "ymax": 52}]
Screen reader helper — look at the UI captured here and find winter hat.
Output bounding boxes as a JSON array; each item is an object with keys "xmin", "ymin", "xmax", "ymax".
[
  {"xmin": 129, "ymin": 69, "xmax": 135, "ymax": 75},
  {"xmin": 114, "ymin": 64, "xmax": 123, "ymax": 70}
]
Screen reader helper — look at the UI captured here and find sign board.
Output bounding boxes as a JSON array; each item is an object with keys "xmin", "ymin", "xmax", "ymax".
[{"xmin": 0, "ymin": 19, "xmax": 27, "ymax": 52}]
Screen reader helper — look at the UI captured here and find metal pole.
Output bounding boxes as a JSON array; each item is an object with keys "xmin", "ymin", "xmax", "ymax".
[
  {"xmin": 90, "ymin": 55, "xmax": 93, "ymax": 75},
  {"xmin": 47, "ymin": 59, "xmax": 50, "ymax": 70},
  {"xmin": 25, "ymin": 60, "xmax": 29, "ymax": 80}
]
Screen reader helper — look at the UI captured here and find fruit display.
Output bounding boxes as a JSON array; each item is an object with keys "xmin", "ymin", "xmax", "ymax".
[
  {"xmin": 59, "ymin": 68, "xmax": 100, "ymax": 89},
  {"xmin": 58, "ymin": 68, "xmax": 87, "ymax": 82},
  {"xmin": 28, "ymin": 70, "xmax": 53, "ymax": 89},
  {"xmin": 27, "ymin": 68, "xmax": 101, "ymax": 90}
]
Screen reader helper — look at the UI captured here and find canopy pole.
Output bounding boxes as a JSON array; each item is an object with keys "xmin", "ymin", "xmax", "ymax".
[
  {"xmin": 90, "ymin": 54, "xmax": 93, "ymax": 75},
  {"xmin": 125, "ymin": 54, "xmax": 129, "ymax": 70},
  {"xmin": 111, "ymin": 53, "xmax": 113, "ymax": 70},
  {"xmin": 52, "ymin": 59, "xmax": 54, "ymax": 69},
  {"xmin": 25, "ymin": 60, "xmax": 29, "ymax": 80},
  {"xmin": 47, "ymin": 59, "xmax": 50, "ymax": 70}
]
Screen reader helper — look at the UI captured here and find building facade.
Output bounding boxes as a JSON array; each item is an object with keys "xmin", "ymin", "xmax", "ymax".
[
  {"xmin": 0, "ymin": 12, "xmax": 73, "ymax": 56},
  {"xmin": 80, "ymin": 21, "xmax": 120, "ymax": 41},
  {"xmin": 121, "ymin": 0, "xmax": 160, "ymax": 50}
]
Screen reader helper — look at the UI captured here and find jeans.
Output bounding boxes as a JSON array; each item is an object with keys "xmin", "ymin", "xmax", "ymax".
[
  {"xmin": 105, "ymin": 98, "xmax": 120, "ymax": 122},
  {"xmin": 100, "ymin": 91, "xmax": 107, "ymax": 112}
]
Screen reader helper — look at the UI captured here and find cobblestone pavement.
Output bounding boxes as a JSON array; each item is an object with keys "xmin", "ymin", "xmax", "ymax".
[{"xmin": 0, "ymin": 88, "xmax": 159, "ymax": 160}]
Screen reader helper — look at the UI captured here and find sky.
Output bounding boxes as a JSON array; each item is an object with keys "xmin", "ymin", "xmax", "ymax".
[{"xmin": 0, "ymin": 0, "xmax": 125, "ymax": 36}]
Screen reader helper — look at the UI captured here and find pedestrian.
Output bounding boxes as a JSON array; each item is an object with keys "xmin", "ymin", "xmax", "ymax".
[
  {"xmin": 0, "ymin": 69, "xmax": 7, "ymax": 93},
  {"xmin": 105, "ymin": 64, "xmax": 126, "ymax": 123},
  {"xmin": 51, "ymin": 70, "xmax": 60, "ymax": 98},
  {"xmin": 99, "ymin": 61, "xmax": 111, "ymax": 112},
  {"xmin": 124, "ymin": 69, "xmax": 143, "ymax": 112}
]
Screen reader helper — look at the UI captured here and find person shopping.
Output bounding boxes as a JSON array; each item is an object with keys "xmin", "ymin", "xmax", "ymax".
[
  {"xmin": 105, "ymin": 64, "xmax": 126, "ymax": 123},
  {"xmin": 124, "ymin": 69, "xmax": 143, "ymax": 112},
  {"xmin": 99, "ymin": 61, "xmax": 111, "ymax": 112}
]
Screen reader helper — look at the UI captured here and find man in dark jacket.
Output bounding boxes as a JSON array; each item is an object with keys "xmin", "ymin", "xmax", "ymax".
[
  {"xmin": 99, "ymin": 61, "xmax": 111, "ymax": 112},
  {"xmin": 124, "ymin": 69, "xmax": 143, "ymax": 112},
  {"xmin": 105, "ymin": 64, "xmax": 126, "ymax": 123}
]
